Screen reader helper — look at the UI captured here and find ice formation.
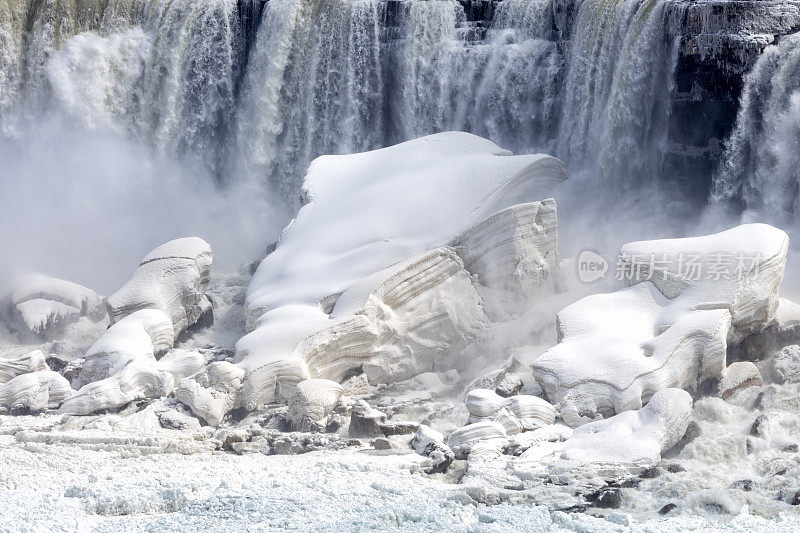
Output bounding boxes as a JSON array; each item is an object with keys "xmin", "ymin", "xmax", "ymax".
[
  {"xmin": 286, "ymin": 379, "xmax": 344, "ymax": 432},
  {"xmin": 533, "ymin": 224, "xmax": 789, "ymax": 426},
  {"xmin": 59, "ymin": 310, "xmax": 203, "ymax": 415},
  {"xmin": 718, "ymin": 362, "xmax": 763, "ymax": 400},
  {"xmin": 560, "ymin": 388, "xmax": 693, "ymax": 464},
  {"xmin": 178, "ymin": 132, "xmax": 565, "ymax": 423},
  {"xmin": 465, "ymin": 388, "xmax": 557, "ymax": 431},
  {"xmin": 106, "ymin": 238, "xmax": 213, "ymax": 338},
  {"xmin": 0, "ymin": 350, "xmax": 46, "ymax": 383},
  {"xmin": 0, "ymin": 370, "xmax": 73, "ymax": 412},
  {"xmin": 447, "ymin": 421, "xmax": 508, "ymax": 459},
  {"xmin": 2, "ymin": 274, "xmax": 105, "ymax": 337}
]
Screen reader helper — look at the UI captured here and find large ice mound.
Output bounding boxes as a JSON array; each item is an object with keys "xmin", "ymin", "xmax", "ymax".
[
  {"xmin": 106, "ymin": 238, "xmax": 213, "ymax": 339},
  {"xmin": 178, "ymin": 132, "xmax": 566, "ymax": 424},
  {"xmin": 533, "ymin": 224, "xmax": 788, "ymax": 426}
]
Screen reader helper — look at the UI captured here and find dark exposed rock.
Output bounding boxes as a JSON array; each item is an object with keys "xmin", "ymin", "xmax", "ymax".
[
  {"xmin": 659, "ymin": 503, "xmax": 677, "ymax": 515},
  {"xmin": 593, "ymin": 488, "xmax": 622, "ymax": 509},
  {"xmin": 665, "ymin": 463, "xmax": 686, "ymax": 473},
  {"xmin": 45, "ymin": 355, "xmax": 68, "ymax": 372},
  {"xmin": 348, "ymin": 401, "xmax": 386, "ymax": 438},
  {"xmin": 732, "ymin": 479, "xmax": 754, "ymax": 492},
  {"xmin": 495, "ymin": 375, "xmax": 523, "ymax": 397},
  {"xmin": 750, "ymin": 414, "xmax": 768, "ymax": 437},
  {"xmin": 380, "ymin": 421, "xmax": 419, "ymax": 436},
  {"xmin": 792, "ymin": 492, "xmax": 800, "ymax": 505},
  {"xmin": 325, "ymin": 414, "xmax": 343, "ymax": 433},
  {"xmin": 372, "ymin": 438, "xmax": 392, "ymax": 450},
  {"xmin": 639, "ymin": 466, "xmax": 661, "ymax": 479},
  {"xmin": 784, "ymin": 444, "xmax": 799, "ymax": 453}
]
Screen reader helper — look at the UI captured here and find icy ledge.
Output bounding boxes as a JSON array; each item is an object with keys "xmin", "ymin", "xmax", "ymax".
[
  {"xmin": 533, "ymin": 224, "xmax": 789, "ymax": 426},
  {"xmin": 178, "ymin": 132, "xmax": 566, "ymax": 424}
]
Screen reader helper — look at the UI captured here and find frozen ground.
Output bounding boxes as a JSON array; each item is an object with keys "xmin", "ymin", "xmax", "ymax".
[{"xmin": 1, "ymin": 433, "xmax": 799, "ymax": 532}]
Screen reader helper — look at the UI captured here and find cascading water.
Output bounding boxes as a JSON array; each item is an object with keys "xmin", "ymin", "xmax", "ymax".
[
  {"xmin": 557, "ymin": 0, "xmax": 679, "ymax": 193},
  {"xmin": 1, "ymin": 0, "xmax": 684, "ymax": 200},
  {"xmin": 713, "ymin": 31, "xmax": 800, "ymax": 219}
]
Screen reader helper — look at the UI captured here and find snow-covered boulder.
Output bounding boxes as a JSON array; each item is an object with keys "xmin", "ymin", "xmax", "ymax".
[
  {"xmin": 106, "ymin": 237, "xmax": 213, "ymax": 338},
  {"xmin": 411, "ymin": 425, "xmax": 455, "ymax": 474},
  {"xmin": 718, "ymin": 361, "xmax": 762, "ymax": 400},
  {"xmin": 0, "ymin": 371, "xmax": 73, "ymax": 413},
  {"xmin": 733, "ymin": 298, "xmax": 800, "ymax": 361},
  {"xmin": 465, "ymin": 388, "xmax": 556, "ymax": 431},
  {"xmin": 215, "ymin": 133, "xmax": 564, "ymax": 422},
  {"xmin": 348, "ymin": 400, "xmax": 387, "ymax": 438},
  {"xmin": 75, "ymin": 309, "xmax": 174, "ymax": 388},
  {"xmin": 0, "ymin": 350, "xmax": 47, "ymax": 383},
  {"xmin": 448, "ymin": 421, "xmax": 508, "ymax": 459},
  {"xmin": 175, "ymin": 362, "xmax": 245, "ymax": 426},
  {"xmin": 450, "ymin": 200, "xmax": 559, "ymax": 310},
  {"xmin": 2, "ymin": 274, "xmax": 105, "ymax": 338},
  {"xmin": 466, "ymin": 389, "xmax": 505, "ymax": 419},
  {"xmin": 504, "ymin": 395, "xmax": 558, "ymax": 430},
  {"xmin": 60, "ymin": 310, "xmax": 178, "ymax": 415},
  {"xmin": 618, "ymin": 224, "xmax": 788, "ymax": 340},
  {"xmin": 533, "ymin": 224, "xmax": 787, "ymax": 426},
  {"xmin": 561, "ymin": 389, "xmax": 693, "ymax": 465},
  {"xmin": 286, "ymin": 379, "xmax": 344, "ymax": 432}
]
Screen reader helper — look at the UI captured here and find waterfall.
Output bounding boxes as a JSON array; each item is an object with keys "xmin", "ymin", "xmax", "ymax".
[
  {"xmin": 1, "ymin": 0, "xmax": 685, "ymax": 201},
  {"xmin": 712, "ymin": 32, "xmax": 800, "ymax": 218},
  {"xmin": 558, "ymin": 0, "xmax": 678, "ymax": 193},
  {"xmin": 235, "ymin": 0, "xmax": 384, "ymax": 199}
]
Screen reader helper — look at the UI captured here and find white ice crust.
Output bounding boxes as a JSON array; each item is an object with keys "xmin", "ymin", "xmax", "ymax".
[
  {"xmin": 533, "ymin": 224, "xmax": 788, "ymax": 426},
  {"xmin": 105, "ymin": 237, "xmax": 213, "ymax": 338},
  {"xmin": 179, "ymin": 132, "xmax": 565, "ymax": 423},
  {"xmin": 561, "ymin": 388, "xmax": 693, "ymax": 464}
]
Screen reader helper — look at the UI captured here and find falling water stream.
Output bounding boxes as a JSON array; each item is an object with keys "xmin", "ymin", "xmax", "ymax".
[{"xmin": 0, "ymin": 0, "xmax": 686, "ymax": 201}]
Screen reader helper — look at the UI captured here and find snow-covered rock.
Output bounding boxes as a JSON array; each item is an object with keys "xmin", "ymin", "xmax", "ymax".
[
  {"xmin": 448, "ymin": 421, "xmax": 508, "ymax": 459},
  {"xmin": 465, "ymin": 388, "xmax": 557, "ymax": 431},
  {"xmin": 504, "ymin": 395, "xmax": 558, "ymax": 430},
  {"xmin": 75, "ymin": 309, "xmax": 174, "ymax": 388},
  {"xmin": 733, "ymin": 297, "xmax": 800, "ymax": 361},
  {"xmin": 348, "ymin": 400, "xmax": 387, "ymax": 438},
  {"xmin": 466, "ymin": 389, "xmax": 505, "ymax": 419},
  {"xmin": 0, "ymin": 350, "xmax": 47, "ymax": 383},
  {"xmin": 561, "ymin": 388, "xmax": 693, "ymax": 464},
  {"xmin": 175, "ymin": 362, "xmax": 245, "ymax": 426},
  {"xmin": 0, "ymin": 371, "xmax": 73, "ymax": 413},
  {"xmin": 180, "ymin": 133, "xmax": 564, "ymax": 423},
  {"xmin": 59, "ymin": 364, "xmax": 172, "ymax": 416},
  {"xmin": 106, "ymin": 237, "xmax": 213, "ymax": 338},
  {"xmin": 450, "ymin": 199, "xmax": 559, "ymax": 308},
  {"xmin": 411, "ymin": 425, "xmax": 455, "ymax": 474},
  {"xmin": 286, "ymin": 379, "xmax": 344, "ymax": 432},
  {"xmin": 618, "ymin": 223, "xmax": 788, "ymax": 340},
  {"xmin": 2, "ymin": 274, "xmax": 105, "ymax": 337},
  {"xmin": 59, "ymin": 310, "xmax": 178, "ymax": 415},
  {"xmin": 718, "ymin": 361, "xmax": 762, "ymax": 400},
  {"xmin": 533, "ymin": 224, "xmax": 787, "ymax": 426}
]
